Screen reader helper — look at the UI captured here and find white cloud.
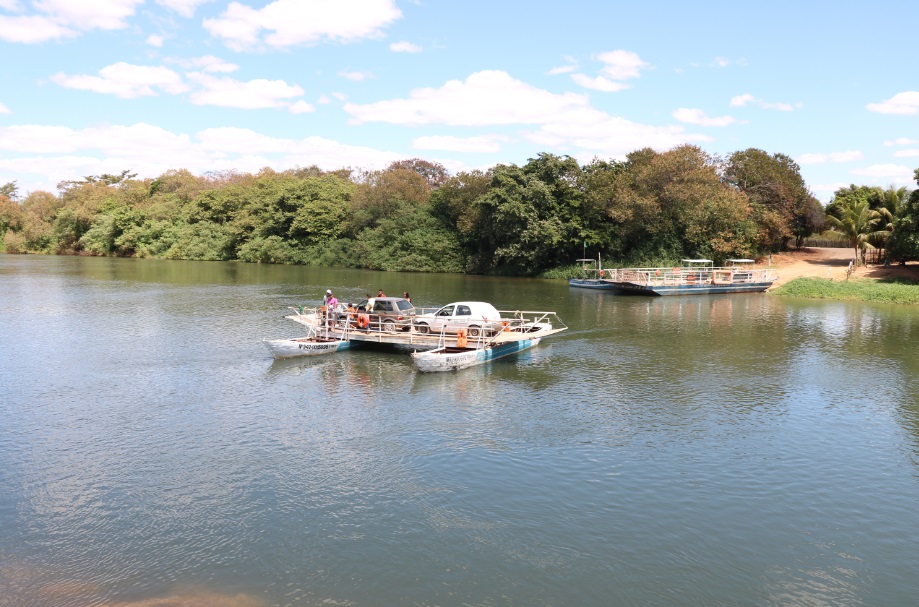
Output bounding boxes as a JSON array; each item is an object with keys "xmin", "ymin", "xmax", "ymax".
[
  {"xmin": 49, "ymin": 59, "xmax": 301, "ymax": 108},
  {"xmin": 146, "ymin": 34, "xmax": 165, "ymax": 47},
  {"xmin": 797, "ymin": 151, "xmax": 863, "ymax": 164},
  {"xmin": 867, "ymin": 92, "xmax": 919, "ymax": 115},
  {"xmin": 0, "ymin": 102, "xmax": 10, "ymax": 114},
  {"xmin": 811, "ymin": 182, "xmax": 850, "ymax": 197},
  {"xmin": 570, "ymin": 74, "xmax": 628, "ymax": 92},
  {"xmin": 0, "ymin": 14, "xmax": 79, "ymax": 42},
  {"xmin": 548, "ymin": 56, "xmax": 578, "ymax": 75},
  {"xmin": 853, "ymin": 164, "xmax": 914, "ymax": 180},
  {"xmin": 50, "ymin": 63, "xmax": 189, "ymax": 99},
  {"xmin": 155, "ymin": 0, "xmax": 211, "ymax": 18},
  {"xmin": 344, "ymin": 70, "xmax": 706, "ymax": 159},
  {"xmin": 0, "ymin": 0, "xmax": 142, "ymax": 42},
  {"xmin": 525, "ymin": 108, "xmax": 709, "ymax": 158},
  {"xmin": 548, "ymin": 64, "xmax": 576, "ymax": 75},
  {"xmin": 893, "ymin": 149, "xmax": 919, "ymax": 158},
  {"xmin": 761, "ymin": 101, "xmax": 796, "ymax": 111},
  {"xmin": 884, "ymin": 137, "xmax": 919, "ymax": 146},
  {"xmin": 339, "ymin": 71, "xmax": 371, "ymax": 82},
  {"xmin": 596, "ymin": 50, "xmax": 649, "ymax": 81},
  {"xmin": 171, "ymin": 55, "xmax": 239, "ymax": 73},
  {"xmin": 203, "ymin": 0, "xmax": 402, "ymax": 51},
  {"xmin": 36, "ymin": 0, "xmax": 141, "ymax": 29},
  {"xmin": 344, "ymin": 70, "xmax": 592, "ymax": 126},
  {"xmin": 390, "ymin": 40, "xmax": 420, "ymax": 53},
  {"xmin": 186, "ymin": 73, "xmax": 304, "ymax": 109},
  {"xmin": 730, "ymin": 93, "xmax": 755, "ymax": 107},
  {"xmin": 0, "ymin": 123, "xmax": 406, "ymax": 193},
  {"xmin": 0, "ymin": 123, "xmax": 191, "ymax": 155},
  {"xmin": 730, "ymin": 93, "xmax": 798, "ymax": 111},
  {"xmin": 412, "ymin": 135, "xmax": 504, "ymax": 153},
  {"xmin": 569, "ymin": 50, "xmax": 647, "ymax": 92},
  {"xmin": 672, "ymin": 108, "xmax": 738, "ymax": 127},
  {"xmin": 289, "ymin": 100, "xmax": 315, "ymax": 114},
  {"xmin": 710, "ymin": 56, "xmax": 746, "ymax": 68}
]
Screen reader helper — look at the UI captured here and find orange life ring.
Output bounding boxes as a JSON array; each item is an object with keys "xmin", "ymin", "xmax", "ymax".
[
  {"xmin": 501, "ymin": 321, "xmax": 510, "ymax": 332},
  {"xmin": 655, "ymin": 269, "xmax": 661, "ymax": 276},
  {"xmin": 599, "ymin": 269, "xmax": 605, "ymax": 277},
  {"xmin": 357, "ymin": 314, "xmax": 370, "ymax": 329},
  {"xmin": 686, "ymin": 274, "xmax": 697, "ymax": 283}
]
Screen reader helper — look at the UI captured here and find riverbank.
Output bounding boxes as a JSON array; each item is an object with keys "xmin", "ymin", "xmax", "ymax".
[
  {"xmin": 769, "ymin": 247, "xmax": 919, "ymax": 303},
  {"xmin": 769, "ymin": 247, "xmax": 919, "ymax": 286}
]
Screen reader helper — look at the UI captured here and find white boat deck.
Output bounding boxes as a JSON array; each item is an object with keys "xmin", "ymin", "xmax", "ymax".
[
  {"xmin": 604, "ymin": 259, "xmax": 776, "ymax": 291},
  {"xmin": 286, "ymin": 307, "xmax": 566, "ymax": 350}
]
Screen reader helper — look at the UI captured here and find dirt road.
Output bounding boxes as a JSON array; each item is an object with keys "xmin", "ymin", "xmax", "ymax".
[{"xmin": 769, "ymin": 247, "xmax": 919, "ymax": 287}]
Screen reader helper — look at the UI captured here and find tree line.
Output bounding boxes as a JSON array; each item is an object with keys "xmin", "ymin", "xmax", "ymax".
[{"xmin": 1, "ymin": 145, "xmax": 917, "ymax": 275}]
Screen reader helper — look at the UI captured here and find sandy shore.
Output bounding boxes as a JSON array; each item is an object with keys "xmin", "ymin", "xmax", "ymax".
[{"xmin": 767, "ymin": 247, "xmax": 919, "ymax": 287}]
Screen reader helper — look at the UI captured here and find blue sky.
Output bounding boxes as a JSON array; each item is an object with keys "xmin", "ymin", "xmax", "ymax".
[{"xmin": 1, "ymin": 0, "xmax": 917, "ymax": 202}]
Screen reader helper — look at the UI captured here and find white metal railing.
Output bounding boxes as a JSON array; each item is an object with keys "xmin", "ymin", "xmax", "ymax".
[
  {"xmin": 288, "ymin": 304, "xmax": 566, "ymax": 345},
  {"xmin": 604, "ymin": 266, "xmax": 775, "ymax": 287}
]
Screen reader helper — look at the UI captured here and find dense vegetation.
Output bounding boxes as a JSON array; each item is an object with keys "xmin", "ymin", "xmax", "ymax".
[{"xmin": 1, "ymin": 146, "xmax": 916, "ymax": 276}]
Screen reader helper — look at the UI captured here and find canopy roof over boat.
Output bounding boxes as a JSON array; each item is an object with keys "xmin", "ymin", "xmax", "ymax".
[
  {"xmin": 681, "ymin": 259, "xmax": 713, "ymax": 265},
  {"xmin": 726, "ymin": 258, "xmax": 755, "ymax": 264}
]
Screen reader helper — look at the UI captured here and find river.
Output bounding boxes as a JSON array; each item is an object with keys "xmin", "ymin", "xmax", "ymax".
[{"xmin": 2, "ymin": 254, "xmax": 918, "ymax": 607}]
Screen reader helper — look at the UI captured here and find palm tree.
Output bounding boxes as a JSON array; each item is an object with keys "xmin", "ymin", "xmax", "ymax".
[
  {"xmin": 824, "ymin": 199, "xmax": 893, "ymax": 266},
  {"xmin": 878, "ymin": 185, "xmax": 908, "ymax": 218}
]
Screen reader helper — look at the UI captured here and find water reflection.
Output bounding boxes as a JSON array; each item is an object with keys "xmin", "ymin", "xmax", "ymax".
[{"xmin": 4, "ymin": 255, "xmax": 919, "ymax": 607}]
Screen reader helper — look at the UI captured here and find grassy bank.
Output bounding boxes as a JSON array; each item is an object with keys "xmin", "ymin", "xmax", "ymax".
[{"xmin": 772, "ymin": 277, "xmax": 919, "ymax": 304}]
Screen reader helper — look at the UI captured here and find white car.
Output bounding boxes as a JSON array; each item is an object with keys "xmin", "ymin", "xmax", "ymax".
[{"xmin": 413, "ymin": 301, "xmax": 502, "ymax": 336}]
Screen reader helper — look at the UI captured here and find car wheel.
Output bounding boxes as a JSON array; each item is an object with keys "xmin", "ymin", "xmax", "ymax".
[
  {"xmin": 416, "ymin": 323, "xmax": 429, "ymax": 334},
  {"xmin": 468, "ymin": 325, "xmax": 480, "ymax": 337},
  {"xmin": 383, "ymin": 320, "xmax": 396, "ymax": 332}
]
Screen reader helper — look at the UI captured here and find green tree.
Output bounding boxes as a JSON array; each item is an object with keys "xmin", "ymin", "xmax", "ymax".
[
  {"xmin": 349, "ymin": 166, "xmax": 432, "ymax": 233},
  {"xmin": 353, "ymin": 205, "xmax": 464, "ymax": 272},
  {"xmin": 286, "ymin": 175, "xmax": 354, "ymax": 245},
  {"xmin": 18, "ymin": 191, "xmax": 62, "ymax": 252},
  {"xmin": 888, "ymin": 170, "xmax": 919, "ymax": 260},
  {"xmin": 877, "ymin": 185, "xmax": 909, "ymax": 217},
  {"xmin": 825, "ymin": 198, "xmax": 892, "ymax": 265},
  {"xmin": 462, "ymin": 156, "xmax": 582, "ymax": 275},
  {"xmin": 579, "ymin": 158, "xmax": 626, "ymax": 257},
  {"xmin": 603, "ymin": 145, "xmax": 757, "ymax": 264},
  {"xmin": 0, "ymin": 193, "xmax": 22, "ymax": 235},
  {"xmin": 1, "ymin": 181, "xmax": 19, "ymax": 201},
  {"xmin": 791, "ymin": 197, "xmax": 826, "ymax": 248},
  {"xmin": 386, "ymin": 158, "xmax": 450, "ymax": 188},
  {"xmin": 429, "ymin": 170, "xmax": 491, "ymax": 262},
  {"xmin": 724, "ymin": 149, "xmax": 815, "ymax": 250}
]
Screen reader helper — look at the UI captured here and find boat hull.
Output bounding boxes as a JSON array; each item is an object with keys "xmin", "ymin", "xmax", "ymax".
[
  {"xmin": 568, "ymin": 278, "xmax": 617, "ymax": 290},
  {"xmin": 412, "ymin": 338, "xmax": 540, "ymax": 372},
  {"xmin": 263, "ymin": 337, "xmax": 356, "ymax": 358},
  {"xmin": 607, "ymin": 281, "xmax": 774, "ymax": 296}
]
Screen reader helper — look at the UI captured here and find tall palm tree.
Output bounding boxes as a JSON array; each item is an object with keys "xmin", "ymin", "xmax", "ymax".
[
  {"xmin": 879, "ymin": 185, "xmax": 908, "ymax": 218},
  {"xmin": 825, "ymin": 199, "xmax": 893, "ymax": 265}
]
